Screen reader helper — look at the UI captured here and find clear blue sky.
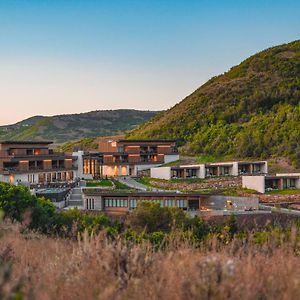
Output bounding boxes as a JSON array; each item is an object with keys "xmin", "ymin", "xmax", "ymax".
[{"xmin": 0, "ymin": 0, "xmax": 299, "ymax": 125}]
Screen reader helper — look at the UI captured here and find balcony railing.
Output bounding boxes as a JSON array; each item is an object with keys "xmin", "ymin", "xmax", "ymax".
[{"xmin": 3, "ymin": 165, "xmax": 77, "ymax": 173}]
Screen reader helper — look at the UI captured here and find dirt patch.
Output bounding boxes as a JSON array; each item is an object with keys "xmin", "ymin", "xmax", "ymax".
[{"xmin": 239, "ymin": 192, "xmax": 300, "ymax": 204}]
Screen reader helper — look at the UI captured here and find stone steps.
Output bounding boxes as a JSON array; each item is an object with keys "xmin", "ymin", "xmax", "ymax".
[{"xmin": 68, "ymin": 188, "xmax": 83, "ymax": 207}]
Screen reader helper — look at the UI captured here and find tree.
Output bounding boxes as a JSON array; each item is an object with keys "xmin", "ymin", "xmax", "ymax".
[{"xmin": 125, "ymin": 202, "xmax": 189, "ymax": 233}]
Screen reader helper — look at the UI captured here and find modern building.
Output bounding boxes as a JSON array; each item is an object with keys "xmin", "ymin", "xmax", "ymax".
[
  {"xmin": 81, "ymin": 190, "xmax": 259, "ymax": 216},
  {"xmin": 74, "ymin": 138, "xmax": 179, "ymax": 178},
  {"xmin": 242, "ymin": 173, "xmax": 300, "ymax": 193},
  {"xmin": 0, "ymin": 141, "xmax": 77, "ymax": 185},
  {"xmin": 151, "ymin": 161, "xmax": 268, "ymax": 180},
  {"xmin": 34, "ymin": 188, "xmax": 71, "ymax": 209}
]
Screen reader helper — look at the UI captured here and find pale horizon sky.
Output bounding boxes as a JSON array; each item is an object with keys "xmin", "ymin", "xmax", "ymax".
[{"xmin": 0, "ymin": 0, "xmax": 299, "ymax": 125}]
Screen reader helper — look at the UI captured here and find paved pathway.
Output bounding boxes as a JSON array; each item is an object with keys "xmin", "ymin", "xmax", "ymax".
[
  {"xmin": 259, "ymin": 204, "xmax": 300, "ymax": 216},
  {"xmin": 116, "ymin": 176, "xmax": 168, "ymax": 192}
]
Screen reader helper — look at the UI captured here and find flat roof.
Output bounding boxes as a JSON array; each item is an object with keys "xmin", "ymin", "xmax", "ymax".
[
  {"xmin": 206, "ymin": 163, "xmax": 234, "ymax": 167},
  {"xmin": 35, "ymin": 188, "xmax": 69, "ymax": 194},
  {"xmin": 238, "ymin": 161, "xmax": 266, "ymax": 165},
  {"xmin": 0, "ymin": 141, "xmax": 53, "ymax": 145},
  {"xmin": 83, "ymin": 190, "xmax": 211, "ymax": 197},
  {"xmin": 266, "ymin": 175, "xmax": 300, "ymax": 180},
  {"xmin": 171, "ymin": 166, "xmax": 199, "ymax": 170},
  {"xmin": 117, "ymin": 139, "xmax": 176, "ymax": 143}
]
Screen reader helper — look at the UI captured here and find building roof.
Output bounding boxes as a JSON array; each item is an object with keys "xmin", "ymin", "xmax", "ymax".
[
  {"xmin": 117, "ymin": 139, "xmax": 177, "ymax": 143},
  {"xmin": 171, "ymin": 166, "xmax": 199, "ymax": 170},
  {"xmin": 0, "ymin": 141, "xmax": 53, "ymax": 145},
  {"xmin": 82, "ymin": 190, "xmax": 208, "ymax": 198},
  {"xmin": 265, "ymin": 175, "xmax": 300, "ymax": 180}
]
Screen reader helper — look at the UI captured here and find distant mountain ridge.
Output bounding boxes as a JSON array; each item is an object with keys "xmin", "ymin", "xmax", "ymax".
[
  {"xmin": 128, "ymin": 40, "xmax": 300, "ymax": 166},
  {"xmin": 0, "ymin": 109, "xmax": 159, "ymax": 143}
]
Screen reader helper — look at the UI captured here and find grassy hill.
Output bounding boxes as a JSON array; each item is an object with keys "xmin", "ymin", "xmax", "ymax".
[
  {"xmin": 0, "ymin": 109, "xmax": 159, "ymax": 143},
  {"xmin": 128, "ymin": 40, "xmax": 300, "ymax": 166}
]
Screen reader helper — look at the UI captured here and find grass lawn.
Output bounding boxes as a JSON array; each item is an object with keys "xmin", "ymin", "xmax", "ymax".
[
  {"xmin": 266, "ymin": 189, "xmax": 300, "ymax": 195},
  {"xmin": 86, "ymin": 179, "xmax": 113, "ymax": 187},
  {"xmin": 112, "ymin": 179, "xmax": 134, "ymax": 190},
  {"xmin": 137, "ymin": 176, "xmax": 154, "ymax": 186},
  {"xmin": 138, "ymin": 176, "xmax": 237, "ymax": 186}
]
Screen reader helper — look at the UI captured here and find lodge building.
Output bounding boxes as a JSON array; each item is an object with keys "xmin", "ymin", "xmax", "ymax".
[
  {"xmin": 0, "ymin": 141, "xmax": 77, "ymax": 185},
  {"xmin": 74, "ymin": 138, "xmax": 179, "ymax": 178}
]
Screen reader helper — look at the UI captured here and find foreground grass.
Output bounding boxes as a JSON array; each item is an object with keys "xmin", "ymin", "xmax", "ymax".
[{"xmin": 2, "ymin": 222, "xmax": 300, "ymax": 300}]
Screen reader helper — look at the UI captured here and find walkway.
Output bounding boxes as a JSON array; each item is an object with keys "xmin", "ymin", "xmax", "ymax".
[
  {"xmin": 259, "ymin": 204, "xmax": 300, "ymax": 216},
  {"xmin": 116, "ymin": 176, "xmax": 169, "ymax": 192}
]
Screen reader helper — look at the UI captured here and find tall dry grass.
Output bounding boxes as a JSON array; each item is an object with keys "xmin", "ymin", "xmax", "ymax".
[{"xmin": 1, "ymin": 222, "xmax": 300, "ymax": 300}]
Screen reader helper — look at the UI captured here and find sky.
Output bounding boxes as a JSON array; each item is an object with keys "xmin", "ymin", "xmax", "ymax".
[{"xmin": 0, "ymin": 0, "xmax": 299, "ymax": 125}]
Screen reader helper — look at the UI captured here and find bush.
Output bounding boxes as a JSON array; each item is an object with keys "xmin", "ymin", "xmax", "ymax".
[{"xmin": 125, "ymin": 202, "xmax": 190, "ymax": 233}]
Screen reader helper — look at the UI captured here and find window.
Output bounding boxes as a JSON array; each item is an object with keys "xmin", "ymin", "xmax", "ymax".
[
  {"xmin": 283, "ymin": 178, "xmax": 296, "ymax": 189},
  {"xmin": 85, "ymin": 198, "xmax": 95, "ymax": 210},
  {"xmin": 105, "ymin": 198, "xmax": 128, "ymax": 208},
  {"xmin": 130, "ymin": 199, "xmax": 137, "ymax": 208},
  {"xmin": 177, "ymin": 200, "xmax": 188, "ymax": 208}
]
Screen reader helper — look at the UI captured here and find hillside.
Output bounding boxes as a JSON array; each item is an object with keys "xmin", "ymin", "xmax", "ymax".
[
  {"xmin": 0, "ymin": 109, "xmax": 159, "ymax": 143},
  {"xmin": 128, "ymin": 40, "xmax": 300, "ymax": 166}
]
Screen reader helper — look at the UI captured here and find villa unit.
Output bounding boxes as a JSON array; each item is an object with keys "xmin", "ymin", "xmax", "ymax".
[
  {"xmin": 0, "ymin": 141, "xmax": 77, "ymax": 185},
  {"xmin": 242, "ymin": 173, "xmax": 300, "ymax": 193},
  {"xmin": 82, "ymin": 190, "xmax": 258, "ymax": 216},
  {"xmin": 151, "ymin": 161, "xmax": 268, "ymax": 180},
  {"xmin": 74, "ymin": 138, "xmax": 179, "ymax": 178}
]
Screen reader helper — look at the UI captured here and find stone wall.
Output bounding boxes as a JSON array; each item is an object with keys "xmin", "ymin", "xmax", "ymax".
[
  {"xmin": 239, "ymin": 192, "xmax": 300, "ymax": 203},
  {"xmin": 148, "ymin": 176, "xmax": 242, "ymax": 191}
]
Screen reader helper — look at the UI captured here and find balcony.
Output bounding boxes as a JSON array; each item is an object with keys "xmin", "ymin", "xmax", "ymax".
[
  {"xmin": 3, "ymin": 165, "xmax": 77, "ymax": 174},
  {"xmin": 114, "ymin": 160, "xmax": 129, "ymax": 164},
  {"xmin": 5, "ymin": 152, "xmax": 72, "ymax": 161}
]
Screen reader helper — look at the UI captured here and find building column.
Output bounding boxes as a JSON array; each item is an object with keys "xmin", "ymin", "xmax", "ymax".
[
  {"xmin": 100, "ymin": 196, "xmax": 104, "ymax": 211},
  {"xmin": 279, "ymin": 179, "xmax": 284, "ymax": 190},
  {"xmin": 250, "ymin": 164, "xmax": 253, "ymax": 174}
]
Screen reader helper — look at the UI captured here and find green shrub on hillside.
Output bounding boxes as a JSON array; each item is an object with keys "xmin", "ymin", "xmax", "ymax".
[{"xmin": 128, "ymin": 40, "xmax": 300, "ymax": 167}]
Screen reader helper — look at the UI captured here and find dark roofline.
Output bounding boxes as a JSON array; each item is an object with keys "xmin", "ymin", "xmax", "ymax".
[
  {"xmin": 0, "ymin": 141, "xmax": 53, "ymax": 145},
  {"xmin": 117, "ymin": 139, "xmax": 177, "ymax": 143},
  {"xmin": 266, "ymin": 175, "xmax": 300, "ymax": 180},
  {"xmin": 171, "ymin": 166, "xmax": 199, "ymax": 170},
  {"xmin": 82, "ymin": 190, "xmax": 211, "ymax": 197}
]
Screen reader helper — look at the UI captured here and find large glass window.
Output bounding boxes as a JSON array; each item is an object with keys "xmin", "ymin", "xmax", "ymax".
[
  {"xmin": 283, "ymin": 178, "xmax": 296, "ymax": 189},
  {"xmin": 105, "ymin": 198, "xmax": 128, "ymax": 207}
]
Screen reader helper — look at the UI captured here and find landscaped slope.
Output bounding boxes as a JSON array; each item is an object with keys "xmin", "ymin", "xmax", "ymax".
[
  {"xmin": 0, "ymin": 109, "xmax": 159, "ymax": 143},
  {"xmin": 128, "ymin": 40, "xmax": 300, "ymax": 166}
]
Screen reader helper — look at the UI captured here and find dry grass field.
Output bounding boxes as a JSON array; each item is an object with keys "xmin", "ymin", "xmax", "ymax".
[{"xmin": 1, "ymin": 221, "xmax": 300, "ymax": 300}]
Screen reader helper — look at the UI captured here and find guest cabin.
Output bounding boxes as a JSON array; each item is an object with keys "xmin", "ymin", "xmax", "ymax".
[
  {"xmin": 150, "ymin": 161, "xmax": 268, "ymax": 180},
  {"xmin": 242, "ymin": 173, "xmax": 300, "ymax": 193}
]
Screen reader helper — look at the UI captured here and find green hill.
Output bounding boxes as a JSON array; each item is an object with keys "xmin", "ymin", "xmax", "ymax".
[
  {"xmin": 128, "ymin": 40, "xmax": 300, "ymax": 166},
  {"xmin": 0, "ymin": 109, "xmax": 159, "ymax": 143}
]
